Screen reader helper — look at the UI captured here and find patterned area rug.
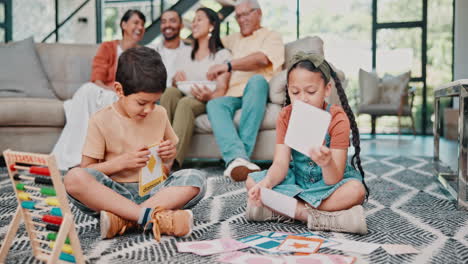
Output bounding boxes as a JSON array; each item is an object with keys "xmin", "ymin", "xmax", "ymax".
[{"xmin": 1, "ymin": 155, "xmax": 467, "ymax": 263}]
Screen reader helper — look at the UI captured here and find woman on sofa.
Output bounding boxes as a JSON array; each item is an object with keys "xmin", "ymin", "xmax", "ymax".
[
  {"xmin": 52, "ymin": 9, "xmax": 146, "ymax": 170},
  {"xmin": 160, "ymin": 7, "xmax": 231, "ymax": 168}
]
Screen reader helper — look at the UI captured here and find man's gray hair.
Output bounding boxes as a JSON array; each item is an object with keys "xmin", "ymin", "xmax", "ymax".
[{"xmin": 235, "ymin": 0, "xmax": 261, "ymax": 10}]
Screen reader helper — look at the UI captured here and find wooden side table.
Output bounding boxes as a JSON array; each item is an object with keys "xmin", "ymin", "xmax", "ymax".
[{"xmin": 434, "ymin": 79, "xmax": 468, "ymax": 210}]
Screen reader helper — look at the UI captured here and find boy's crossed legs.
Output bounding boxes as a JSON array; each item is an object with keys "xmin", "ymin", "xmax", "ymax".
[
  {"xmin": 64, "ymin": 168, "xmax": 206, "ymax": 240},
  {"xmin": 245, "ymin": 177, "xmax": 367, "ymax": 234}
]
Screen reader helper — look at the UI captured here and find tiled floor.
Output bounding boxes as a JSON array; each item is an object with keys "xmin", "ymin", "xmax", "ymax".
[{"xmin": 358, "ymin": 134, "xmax": 458, "ymax": 171}]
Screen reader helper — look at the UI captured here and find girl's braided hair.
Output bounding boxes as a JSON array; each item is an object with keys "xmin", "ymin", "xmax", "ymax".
[{"xmin": 285, "ymin": 53, "xmax": 369, "ymax": 199}]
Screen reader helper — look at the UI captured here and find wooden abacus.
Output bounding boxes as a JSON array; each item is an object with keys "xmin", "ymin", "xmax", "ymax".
[{"xmin": 0, "ymin": 150, "xmax": 85, "ymax": 264}]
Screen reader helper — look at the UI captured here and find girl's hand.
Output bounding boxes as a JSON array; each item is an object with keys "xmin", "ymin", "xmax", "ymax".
[
  {"xmin": 191, "ymin": 84, "xmax": 212, "ymax": 102},
  {"xmin": 248, "ymin": 179, "xmax": 271, "ymax": 207},
  {"xmin": 309, "ymin": 146, "xmax": 332, "ymax": 167},
  {"xmin": 119, "ymin": 145, "xmax": 150, "ymax": 170},
  {"xmin": 158, "ymin": 140, "xmax": 176, "ymax": 162}
]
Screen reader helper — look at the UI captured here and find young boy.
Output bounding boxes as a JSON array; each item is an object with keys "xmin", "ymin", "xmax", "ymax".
[{"xmin": 64, "ymin": 47, "xmax": 206, "ymax": 241}]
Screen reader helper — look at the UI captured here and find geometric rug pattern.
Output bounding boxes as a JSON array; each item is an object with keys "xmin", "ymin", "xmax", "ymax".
[{"xmin": 0, "ymin": 155, "xmax": 467, "ymax": 263}]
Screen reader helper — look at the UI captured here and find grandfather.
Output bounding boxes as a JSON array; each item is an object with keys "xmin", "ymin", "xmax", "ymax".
[{"xmin": 206, "ymin": 0, "xmax": 284, "ymax": 181}]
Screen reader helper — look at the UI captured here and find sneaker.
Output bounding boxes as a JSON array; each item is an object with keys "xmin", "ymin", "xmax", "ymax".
[
  {"xmin": 100, "ymin": 211, "xmax": 138, "ymax": 239},
  {"xmin": 147, "ymin": 207, "xmax": 193, "ymax": 241},
  {"xmin": 245, "ymin": 202, "xmax": 293, "ymax": 223},
  {"xmin": 306, "ymin": 205, "xmax": 368, "ymax": 235},
  {"xmin": 223, "ymin": 158, "xmax": 260, "ymax": 182}
]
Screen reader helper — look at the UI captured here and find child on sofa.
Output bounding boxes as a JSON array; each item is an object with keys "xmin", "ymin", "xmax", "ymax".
[
  {"xmin": 246, "ymin": 52, "xmax": 369, "ymax": 234},
  {"xmin": 64, "ymin": 47, "xmax": 206, "ymax": 241}
]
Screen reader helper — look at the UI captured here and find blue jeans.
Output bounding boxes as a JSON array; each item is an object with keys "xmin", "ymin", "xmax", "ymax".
[{"xmin": 206, "ymin": 75, "xmax": 269, "ymax": 166}]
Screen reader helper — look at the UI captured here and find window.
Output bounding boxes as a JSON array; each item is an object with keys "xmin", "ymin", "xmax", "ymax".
[
  {"xmin": 377, "ymin": 0, "xmax": 422, "ymax": 23},
  {"xmin": 258, "ymin": 0, "xmax": 297, "ymax": 43},
  {"xmin": 376, "ymin": 28, "xmax": 422, "ymax": 77},
  {"xmin": 0, "ymin": 3, "xmax": 4, "ymax": 23},
  {"xmin": 12, "ymin": 0, "xmax": 55, "ymax": 42}
]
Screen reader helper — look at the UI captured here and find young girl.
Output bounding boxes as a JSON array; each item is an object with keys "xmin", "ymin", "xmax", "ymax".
[{"xmin": 246, "ymin": 52, "xmax": 369, "ymax": 234}]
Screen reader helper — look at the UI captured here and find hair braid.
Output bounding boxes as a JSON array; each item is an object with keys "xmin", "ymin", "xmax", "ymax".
[{"xmin": 329, "ymin": 67, "xmax": 369, "ymax": 199}]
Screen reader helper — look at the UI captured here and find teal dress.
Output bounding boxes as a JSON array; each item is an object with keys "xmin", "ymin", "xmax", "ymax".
[{"xmin": 249, "ymin": 104, "xmax": 363, "ymax": 208}]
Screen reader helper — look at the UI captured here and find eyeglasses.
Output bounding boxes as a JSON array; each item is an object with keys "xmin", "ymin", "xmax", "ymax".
[{"xmin": 235, "ymin": 8, "xmax": 258, "ymax": 20}]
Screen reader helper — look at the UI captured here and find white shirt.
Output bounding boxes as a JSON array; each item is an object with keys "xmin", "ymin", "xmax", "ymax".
[
  {"xmin": 174, "ymin": 48, "xmax": 231, "ymax": 81},
  {"xmin": 151, "ymin": 41, "xmax": 191, "ymax": 87}
]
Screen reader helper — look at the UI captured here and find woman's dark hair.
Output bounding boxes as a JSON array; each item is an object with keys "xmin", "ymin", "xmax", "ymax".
[
  {"xmin": 191, "ymin": 8, "xmax": 224, "ymax": 60},
  {"xmin": 116, "ymin": 47, "xmax": 167, "ymax": 96},
  {"xmin": 120, "ymin": 9, "xmax": 146, "ymax": 36},
  {"xmin": 286, "ymin": 60, "xmax": 369, "ymax": 199}
]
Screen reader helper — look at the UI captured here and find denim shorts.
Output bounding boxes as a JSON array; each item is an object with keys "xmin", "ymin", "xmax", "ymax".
[{"xmin": 67, "ymin": 168, "xmax": 207, "ymax": 217}]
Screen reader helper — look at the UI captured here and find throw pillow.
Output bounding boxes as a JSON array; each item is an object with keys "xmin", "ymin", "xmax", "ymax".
[
  {"xmin": 268, "ymin": 70, "xmax": 287, "ymax": 105},
  {"xmin": 0, "ymin": 37, "xmax": 56, "ymax": 98},
  {"xmin": 358, "ymin": 69, "xmax": 380, "ymax": 105},
  {"xmin": 379, "ymin": 71, "xmax": 411, "ymax": 105}
]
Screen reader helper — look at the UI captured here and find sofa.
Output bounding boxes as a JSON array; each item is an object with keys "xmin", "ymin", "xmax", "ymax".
[{"xmin": 0, "ymin": 36, "xmax": 346, "ymax": 161}]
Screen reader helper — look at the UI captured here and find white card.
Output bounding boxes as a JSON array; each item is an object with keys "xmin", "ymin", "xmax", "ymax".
[
  {"xmin": 260, "ymin": 188, "xmax": 297, "ymax": 218},
  {"xmin": 139, "ymin": 144, "xmax": 166, "ymax": 196},
  {"xmin": 329, "ymin": 239, "xmax": 380, "ymax": 255},
  {"xmin": 285, "ymin": 100, "xmax": 331, "ymax": 156},
  {"xmin": 381, "ymin": 244, "xmax": 419, "ymax": 255}
]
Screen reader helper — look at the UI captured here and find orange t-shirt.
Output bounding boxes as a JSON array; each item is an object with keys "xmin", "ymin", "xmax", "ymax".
[
  {"xmin": 90, "ymin": 40, "xmax": 119, "ymax": 86},
  {"xmin": 276, "ymin": 103, "xmax": 350, "ymax": 149},
  {"xmin": 82, "ymin": 104, "xmax": 178, "ymax": 182}
]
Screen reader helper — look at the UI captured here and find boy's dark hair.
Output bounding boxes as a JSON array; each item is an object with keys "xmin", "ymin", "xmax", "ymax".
[
  {"xmin": 286, "ymin": 59, "xmax": 369, "ymax": 200},
  {"xmin": 191, "ymin": 8, "xmax": 224, "ymax": 60},
  {"xmin": 116, "ymin": 46, "xmax": 167, "ymax": 96},
  {"xmin": 120, "ymin": 9, "xmax": 146, "ymax": 36}
]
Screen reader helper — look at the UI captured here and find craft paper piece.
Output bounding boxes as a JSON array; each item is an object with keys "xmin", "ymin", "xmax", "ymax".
[
  {"xmin": 277, "ymin": 235, "xmax": 323, "ymax": 253},
  {"xmin": 381, "ymin": 244, "xmax": 419, "ymax": 255},
  {"xmin": 294, "ymin": 232, "xmax": 340, "ymax": 248},
  {"xmin": 139, "ymin": 144, "xmax": 167, "ymax": 196},
  {"xmin": 285, "ymin": 100, "xmax": 331, "ymax": 156},
  {"xmin": 260, "ymin": 188, "xmax": 297, "ymax": 218},
  {"xmin": 238, "ymin": 231, "xmax": 292, "ymax": 253},
  {"xmin": 176, "ymin": 238, "xmax": 248, "ymax": 256},
  {"xmin": 328, "ymin": 239, "xmax": 380, "ymax": 255},
  {"xmin": 284, "ymin": 254, "xmax": 356, "ymax": 264},
  {"xmin": 219, "ymin": 252, "xmax": 284, "ymax": 264}
]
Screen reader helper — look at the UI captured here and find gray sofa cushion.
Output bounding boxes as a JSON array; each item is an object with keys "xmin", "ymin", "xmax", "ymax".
[
  {"xmin": 0, "ymin": 98, "xmax": 65, "ymax": 127},
  {"xmin": 36, "ymin": 43, "xmax": 98, "ymax": 100},
  {"xmin": 0, "ymin": 37, "xmax": 57, "ymax": 99},
  {"xmin": 269, "ymin": 70, "xmax": 287, "ymax": 105},
  {"xmin": 194, "ymin": 103, "xmax": 282, "ymax": 134}
]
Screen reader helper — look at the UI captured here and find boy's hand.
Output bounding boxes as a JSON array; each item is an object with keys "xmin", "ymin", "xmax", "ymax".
[
  {"xmin": 119, "ymin": 145, "xmax": 150, "ymax": 170},
  {"xmin": 158, "ymin": 140, "xmax": 176, "ymax": 162},
  {"xmin": 309, "ymin": 146, "xmax": 332, "ymax": 167},
  {"xmin": 248, "ymin": 179, "xmax": 271, "ymax": 207}
]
